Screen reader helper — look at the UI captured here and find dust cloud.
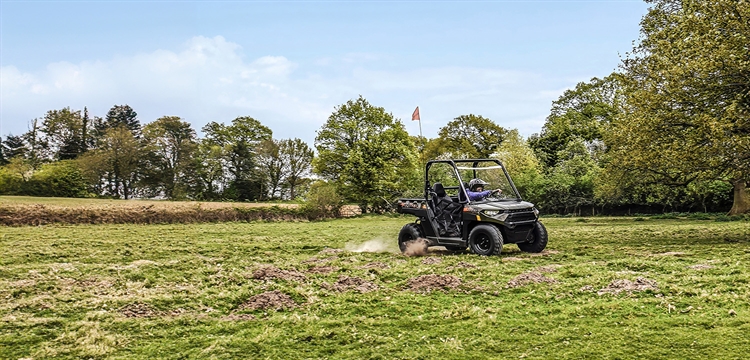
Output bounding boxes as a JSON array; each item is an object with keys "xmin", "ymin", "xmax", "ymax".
[
  {"xmin": 403, "ymin": 238, "xmax": 429, "ymax": 257},
  {"xmin": 345, "ymin": 238, "xmax": 397, "ymax": 253}
]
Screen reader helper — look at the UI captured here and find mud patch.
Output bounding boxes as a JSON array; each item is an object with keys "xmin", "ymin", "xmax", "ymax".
[
  {"xmin": 360, "ymin": 262, "xmax": 390, "ymax": 270},
  {"xmin": 406, "ymin": 274, "xmax": 462, "ymax": 293},
  {"xmin": 422, "ymin": 257, "xmax": 442, "ymax": 265},
  {"xmin": 120, "ymin": 303, "xmax": 160, "ymax": 318},
  {"xmin": 403, "ymin": 238, "xmax": 429, "ymax": 257},
  {"xmin": 507, "ymin": 272, "xmax": 558, "ymax": 288},
  {"xmin": 252, "ymin": 266, "xmax": 306, "ymax": 282},
  {"xmin": 687, "ymin": 264, "xmax": 714, "ymax": 270},
  {"xmin": 597, "ymin": 277, "xmax": 658, "ymax": 295},
  {"xmin": 239, "ymin": 290, "xmax": 298, "ymax": 311},
  {"xmin": 306, "ymin": 266, "xmax": 339, "ymax": 274},
  {"xmin": 322, "ymin": 276, "xmax": 379, "ymax": 293}
]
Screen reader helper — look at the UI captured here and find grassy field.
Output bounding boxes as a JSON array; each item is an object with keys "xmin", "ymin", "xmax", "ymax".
[
  {"xmin": 0, "ymin": 196, "xmax": 298, "ymax": 209},
  {"xmin": 1, "ymin": 216, "xmax": 749, "ymax": 359}
]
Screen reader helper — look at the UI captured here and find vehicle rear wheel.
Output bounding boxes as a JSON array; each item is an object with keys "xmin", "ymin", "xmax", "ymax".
[
  {"xmin": 468, "ymin": 224, "xmax": 503, "ymax": 256},
  {"xmin": 517, "ymin": 222, "xmax": 548, "ymax": 253},
  {"xmin": 398, "ymin": 223, "xmax": 424, "ymax": 253}
]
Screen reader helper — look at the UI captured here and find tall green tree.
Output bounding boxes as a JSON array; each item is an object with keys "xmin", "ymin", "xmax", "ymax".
[
  {"xmin": 314, "ymin": 96, "xmax": 419, "ymax": 213},
  {"xmin": 101, "ymin": 105, "xmax": 141, "ymax": 138},
  {"xmin": 427, "ymin": 114, "xmax": 507, "ymax": 159},
  {"xmin": 611, "ymin": 0, "xmax": 750, "ymax": 214},
  {"xmin": 201, "ymin": 116, "xmax": 272, "ymax": 201},
  {"xmin": 40, "ymin": 107, "xmax": 95, "ymax": 160},
  {"xmin": 141, "ymin": 116, "xmax": 198, "ymax": 199},
  {"xmin": 79, "ymin": 126, "xmax": 143, "ymax": 199},
  {"xmin": 280, "ymin": 138, "xmax": 314, "ymax": 200},
  {"xmin": 257, "ymin": 139, "xmax": 284, "ymax": 200}
]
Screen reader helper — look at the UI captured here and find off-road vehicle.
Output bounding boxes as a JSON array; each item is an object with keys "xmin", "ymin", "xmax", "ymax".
[{"xmin": 396, "ymin": 159, "xmax": 547, "ymax": 256}]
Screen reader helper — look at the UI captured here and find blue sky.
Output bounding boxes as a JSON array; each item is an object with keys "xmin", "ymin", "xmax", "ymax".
[{"xmin": 1, "ymin": 0, "xmax": 649, "ymax": 145}]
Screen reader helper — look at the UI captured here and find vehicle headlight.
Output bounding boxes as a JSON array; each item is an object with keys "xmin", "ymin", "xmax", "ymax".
[
  {"xmin": 483, "ymin": 210, "xmax": 509, "ymax": 221},
  {"xmin": 533, "ymin": 207, "xmax": 539, "ymax": 216},
  {"xmin": 484, "ymin": 210, "xmax": 500, "ymax": 216}
]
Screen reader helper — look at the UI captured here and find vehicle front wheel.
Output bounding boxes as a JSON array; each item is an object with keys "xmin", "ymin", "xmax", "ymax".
[
  {"xmin": 517, "ymin": 222, "xmax": 548, "ymax": 253},
  {"xmin": 468, "ymin": 225, "xmax": 503, "ymax": 256},
  {"xmin": 398, "ymin": 223, "xmax": 424, "ymax": 253}
]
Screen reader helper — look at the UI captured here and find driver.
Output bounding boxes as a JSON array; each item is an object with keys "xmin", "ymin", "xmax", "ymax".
[{"xmin": 466, "ymin": 178, "xmax": 502, "ymax": 201}]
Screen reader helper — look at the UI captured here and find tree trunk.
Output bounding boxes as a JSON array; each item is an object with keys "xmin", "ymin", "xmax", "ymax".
[{"xmin": 729, "ymin": 180, "xmax": 750, "ymax": 215}]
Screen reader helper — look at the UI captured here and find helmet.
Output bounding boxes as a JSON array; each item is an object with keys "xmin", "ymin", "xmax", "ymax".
[{"xmin": 468, "ymin": 178, "xmax": 489, "ymax": 191}]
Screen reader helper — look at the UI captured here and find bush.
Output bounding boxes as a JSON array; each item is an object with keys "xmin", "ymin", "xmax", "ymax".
[
  {"xmin": 22, "ymin": 161, "xmax": 91, "ymax": 198},
  {"xmin": 301, "ymin": 181, "xmax": 343, "ymax": 220}
]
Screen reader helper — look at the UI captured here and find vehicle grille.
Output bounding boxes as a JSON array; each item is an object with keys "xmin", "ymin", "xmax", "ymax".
[{"xmin": 506, "ymin": 210, "xmax": 536, "ymax": 222}]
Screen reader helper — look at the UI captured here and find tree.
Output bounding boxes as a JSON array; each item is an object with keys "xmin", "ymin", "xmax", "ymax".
[
  {"xmin": 280, "ymin": 138, "xmax": 313, "ymax": 200},
  {"xmin": 141, "ymin": 116, "xmax": 197, "ymax": 199},
  {"xmin": 314, "ymin": 96, "xmax": 419, "ymax": 213},
  {"xmin": 529, "ymin": 75, "xmax": 622, "ymax": 170},
  {"xmin": 430, "ymin": 114, "xmax": 507, "ymax": 159},
  {"xmin": 40, "ymin": 107, "xmax": 94, "ymax": 160},
  {"xmin": 201, "ymin": 116, "xmax": 272, "ymax": 201},
  {"xmin": 612, "ymin": 0, "xmax": 750, "ymax": 214},
  {"xmin": 81, "ymin": 126, "xmax": 143, "ymax": 199},
  {"xmin": 2, "ymin": 135, "xmax": 27, "ymax": 160},
  {"xmin": 257, "ymin": 139, "xmax": 284, "ymax": 200},
  {"xmin": 101, "ymin": 105, "xmax": 141, "ymax": 138},
  {"xmin": 22, "ymin": 119, "xmax": 49, "ymax": 169}
]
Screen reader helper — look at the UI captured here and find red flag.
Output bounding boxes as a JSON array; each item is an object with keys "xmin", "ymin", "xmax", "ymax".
[{"xmin": 412, "ymin": 106, "xmax": 420, "ymax": 121}]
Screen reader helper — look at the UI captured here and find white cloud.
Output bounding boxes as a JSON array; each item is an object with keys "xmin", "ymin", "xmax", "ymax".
[{"xmin": 1, "ymin": 35, "xmax": 571, "ymax": 142}]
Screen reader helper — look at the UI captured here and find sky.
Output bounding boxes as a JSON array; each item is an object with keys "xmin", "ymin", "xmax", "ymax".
[{"xmin": 0, "ymin": 0, "xmax": 649, "ymax": 146}]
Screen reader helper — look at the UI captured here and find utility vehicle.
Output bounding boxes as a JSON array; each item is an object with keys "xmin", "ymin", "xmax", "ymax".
[{"xmin": 396, "ymin": 159, "xmax": 547, "ymax": 256}]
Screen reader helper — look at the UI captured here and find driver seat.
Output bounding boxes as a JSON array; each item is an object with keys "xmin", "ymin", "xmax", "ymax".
[{"xmin": 431, "ymin": 183, "xmax": 462, "ymax": 237}]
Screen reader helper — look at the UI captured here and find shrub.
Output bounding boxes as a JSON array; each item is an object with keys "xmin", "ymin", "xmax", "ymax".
[
  {"xmin": 23, "ymin": 161, "xmax": 91, "ymax": 198},
  {"xmin": 301, "ymin": 181, "xmax": 343, "ymax": 220}
]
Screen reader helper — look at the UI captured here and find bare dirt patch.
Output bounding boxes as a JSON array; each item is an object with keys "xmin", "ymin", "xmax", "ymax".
[
  {"xmin": 536, "ymin": 264, "xmax": 562, "ymax": 273},
  {"xmin": 687, "ymin": 264, "xmax": 715, "ymax": 270},
  {"xmin": 360, "ymin": 262, "xmax": 390, "ymax": 270},
  {"xmin": 422, "ymin": 257, "xmax": 442, "ymax": 265},
  {"xmin": 251, "ymin": 266, "xmax": 306, "ymax": 282},
  {"xmin": 507, "ymin": 272, "xmax": 558, "ymax": 288},
  {"xmin": 502, "ymin": 257, "xmax": 526, "ymax": 262},
  {"xmin": 652, "ymin": 252, "xmax": 687, "ymax": 257},
  {"xmin": 119, "ymin": 303, "xmax": 160, "ymax": 318},
  {"xmin": 403, "ymin": 238, "xmax": 429, "ymax": 257},
  {"xmin": 306, "ymin": 266, "xmax": 339, "ymax": 274},
  {"xmin": 597, "ymin": 277, "xmax": 658, "ymax": 295},
  {"xmin": 406, "ymin": 274, "xmax": 462, "ymax": 293},
  {"xmin": 529, "ymin": 250, "xmax": 560, "ymax": 257},
  {"xmin": 322, "ymin": 276, "xmax": 379, "ymax": 293},
  {"xmin": 238, "ymin": 290, "xmax": 298, "ymax": 311}
]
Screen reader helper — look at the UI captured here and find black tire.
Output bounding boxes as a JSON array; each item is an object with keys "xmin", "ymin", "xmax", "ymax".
[
  {"xmin": 517, "ymin": 222, "xmax": 548, "ymax": 253},
  {"xmin": 468, "ymin": 224, "xmax": 503, "ymax": 256},
  {"xmin": 398, "ymin": 223, "xmax": 423, "ymax": 253},
  {"xmin": 444, "ymin": 245, "xmax": 467, "ymax": 252}
]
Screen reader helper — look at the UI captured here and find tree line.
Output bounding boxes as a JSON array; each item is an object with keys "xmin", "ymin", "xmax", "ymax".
[{"xmin": 1, "ymin": 0, "xmax": 748, "ymax": 215}]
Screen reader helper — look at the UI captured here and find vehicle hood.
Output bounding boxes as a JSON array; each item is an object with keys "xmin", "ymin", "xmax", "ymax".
[{"xmin": 470, "ymin": 201, "xmax": 536, "ymax": 211}]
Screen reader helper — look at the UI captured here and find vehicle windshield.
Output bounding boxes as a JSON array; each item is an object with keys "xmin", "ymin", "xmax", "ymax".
[{"xmin": 456, "ymin": 162, "xmax": 519, "ymax": 202}]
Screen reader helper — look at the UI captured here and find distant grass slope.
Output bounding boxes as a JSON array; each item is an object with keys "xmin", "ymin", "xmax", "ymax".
[{"xmin": 1, "ymin": 216, "xmax": 749, "ymax": 359}]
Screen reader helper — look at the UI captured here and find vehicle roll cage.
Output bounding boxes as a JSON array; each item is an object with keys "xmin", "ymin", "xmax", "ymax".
[{"xmin": 424, "ymin": 159, "xmax": 523, "ymax": 203}]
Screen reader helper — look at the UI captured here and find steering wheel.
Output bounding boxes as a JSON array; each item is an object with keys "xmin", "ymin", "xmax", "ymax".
[{"xmin": 490, "ymin": 189, "xmax": 501, "ymax": 196}]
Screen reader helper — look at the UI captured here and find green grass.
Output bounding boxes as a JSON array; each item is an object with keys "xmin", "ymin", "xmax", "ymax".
[{"xmin": 2, "ymin": 216, "xmax": 749, "ymax": 359}]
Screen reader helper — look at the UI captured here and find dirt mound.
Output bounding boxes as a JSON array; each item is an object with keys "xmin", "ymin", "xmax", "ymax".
[
  {"xmin": 597, "ymin": 277, "xmax": 658, "ymax": 295},
  {"xmin": 422, "ymin": 257, "xmax": 442, "ymax": 265},
  {"xmin": 360, "ymin": 262, "xmax": 390, "ymax": 269},
  {"xmin": 120, "ymin": 303, "xmax": 160, "ymax": 318},
  {"xmin": 306, "ymin": 266, "xmax": 338, "ymax": 274},
  {"xmin": 239, "ymin": 290, "xmax": 298, "ymax": 311},
  {"xmin": 406, "ymin": 274, "xmax": 462, "ymax": 293},
  {"xmin": 687, "ymin": 264, "xmax": 714, "ymax": 270},
  {"xmin": 252, "ymin": 266, "xmax": 306, "ymax": 282},
  {"xmin": 403, "ymin": 238, "xmax": 429, "ymax": 257},
  {"xmin": 323, "ymin": 276, "xmax": 379, "ymax": 293},
  {"xmin": 319, "ymin": 248, "xmax": 344, "ymax": 255},
  {"xmin": 507, "ymin": 272, "xmax": 558, "ymax": 288}
]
